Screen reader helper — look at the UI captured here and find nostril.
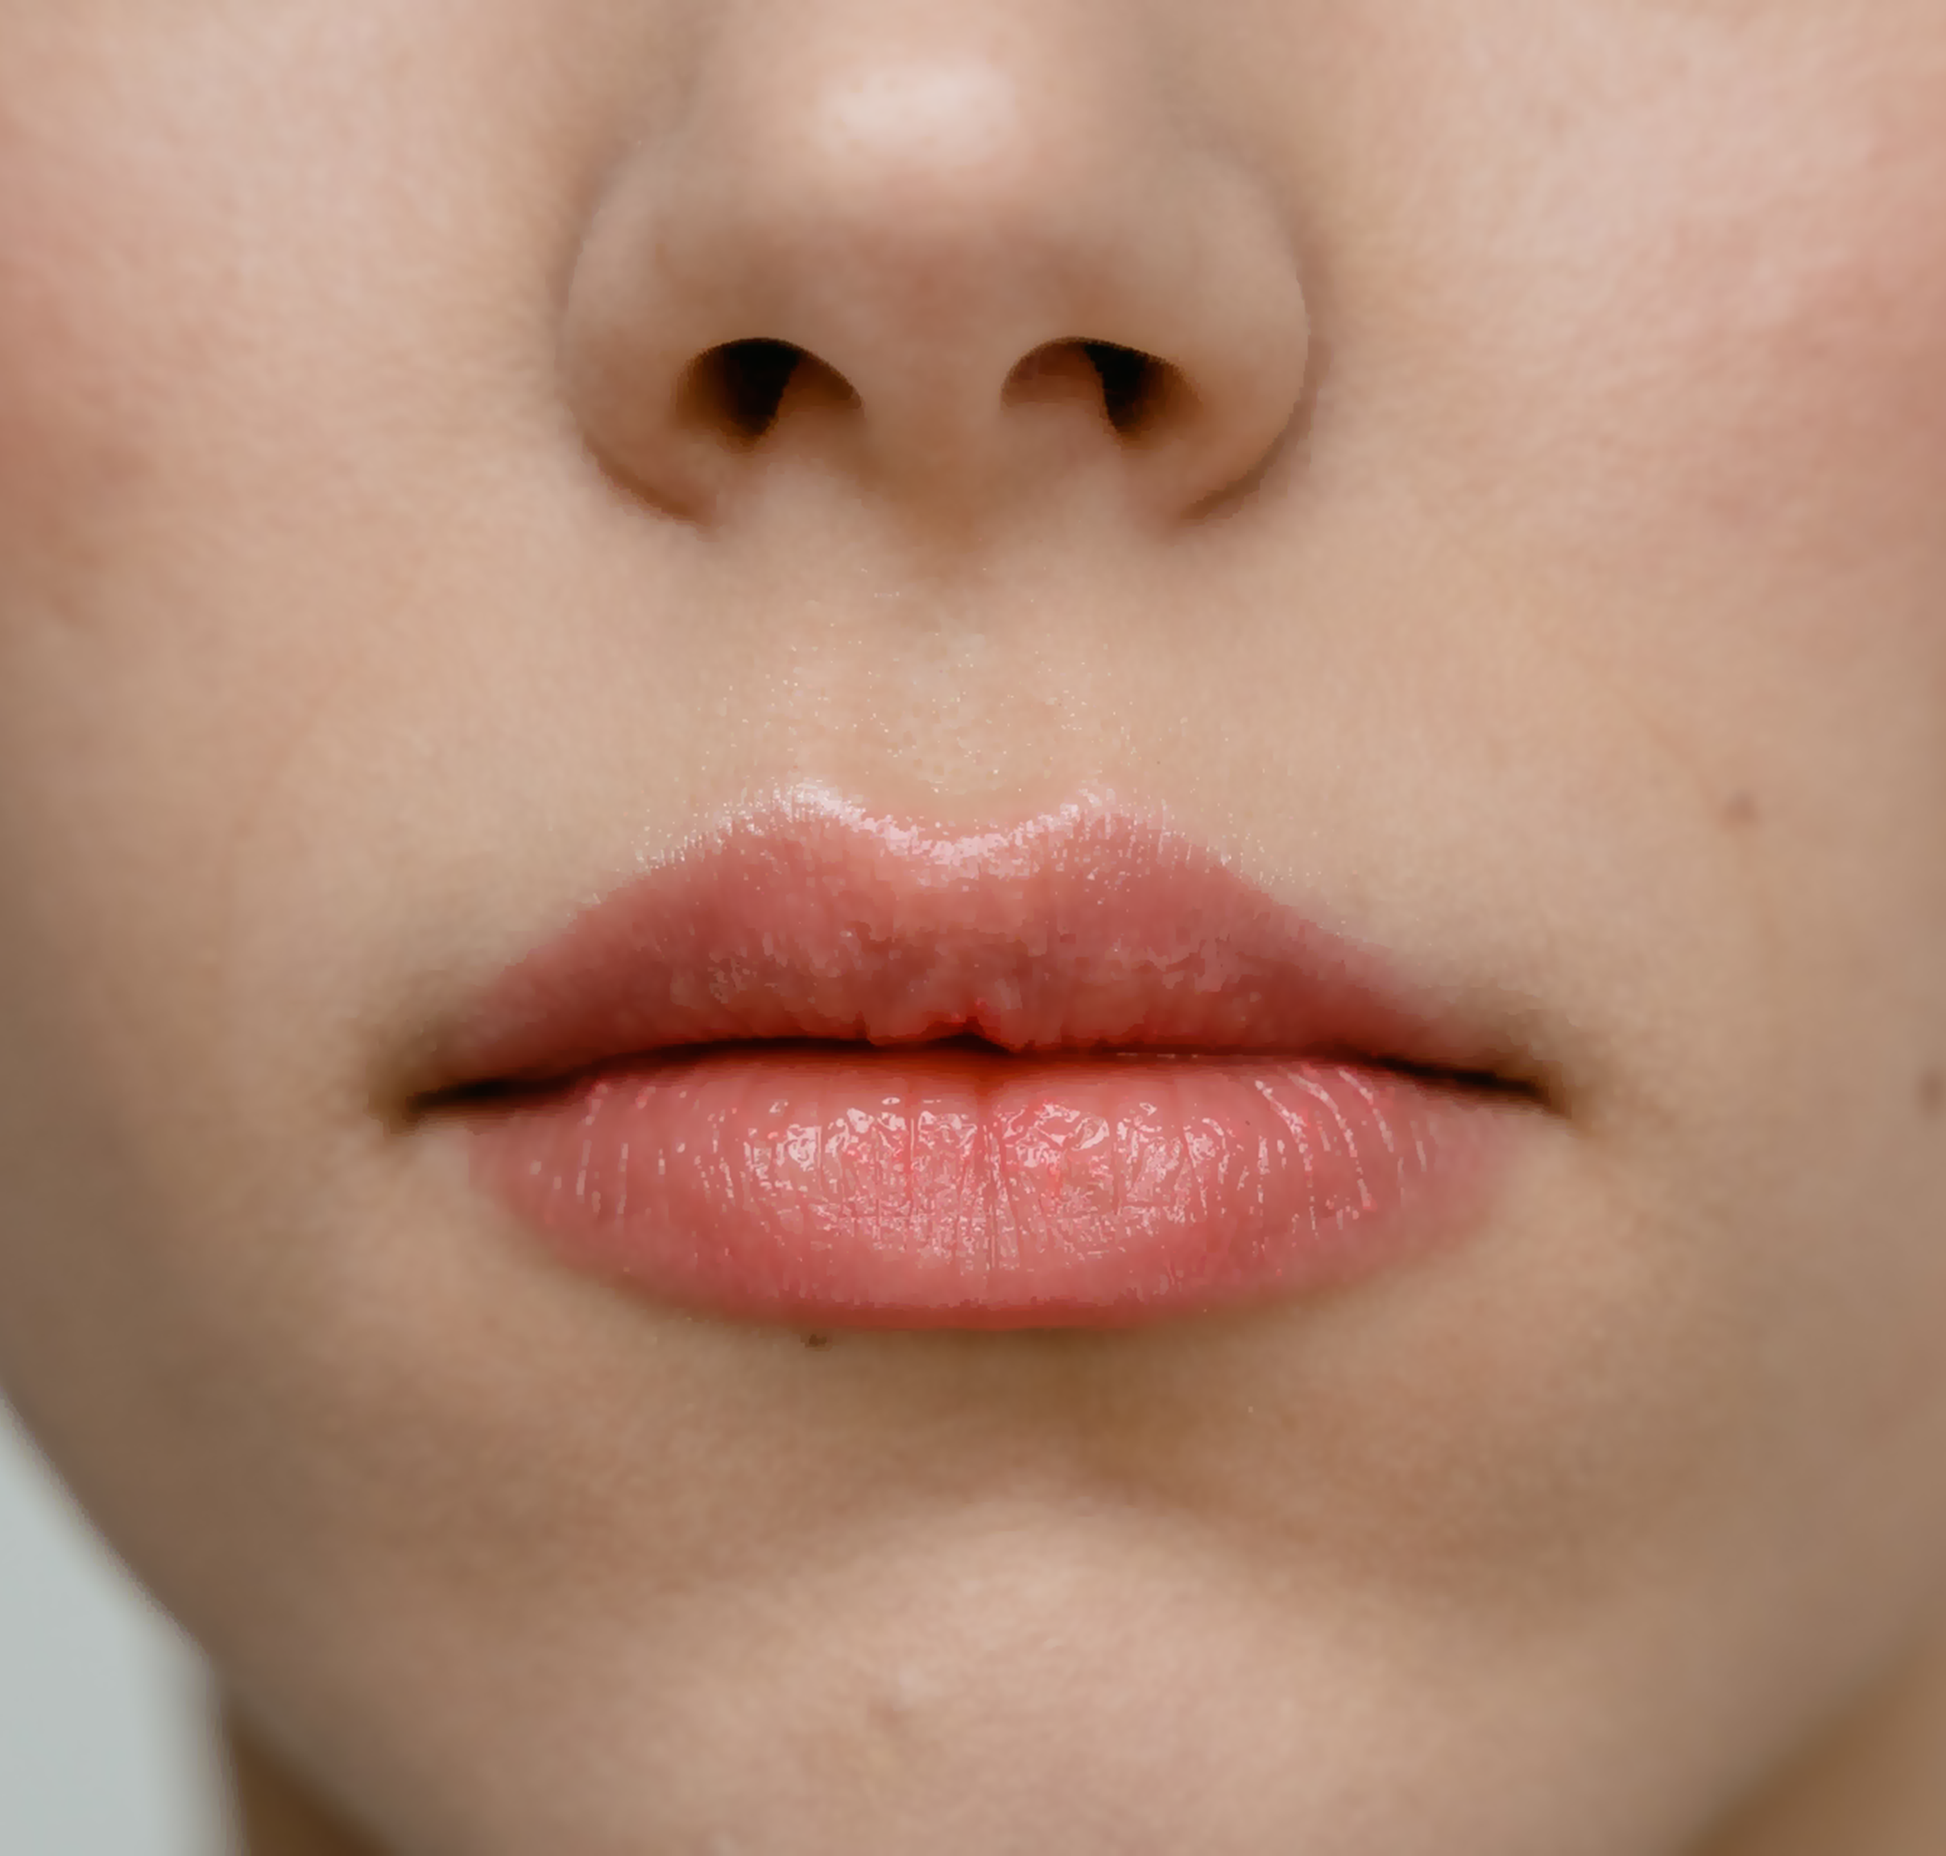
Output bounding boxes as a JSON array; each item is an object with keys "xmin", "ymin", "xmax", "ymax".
[
  {"xmin": 689, "ymin": 336, "xmax": 1177, "ymax": 448},
  {"xmin": 1006, "ymin": 339, "xmax": 1179, "ymax": 438},
  {"xmin": 1079, "ymin": 341, "xmax": 1170, "ymax": 435},
  {"xmin": 685, "ymin": 339, "xmax": 806, "ymax": 441},
  {"xmin": 680, "ymin": 339, "xmax": 863, "ymax": 444}
]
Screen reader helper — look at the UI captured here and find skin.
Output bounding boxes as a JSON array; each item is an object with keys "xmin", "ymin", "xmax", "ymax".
[{"xmin": 1, "ymin": 0, "xmax": 1945, "ymax": 1850}]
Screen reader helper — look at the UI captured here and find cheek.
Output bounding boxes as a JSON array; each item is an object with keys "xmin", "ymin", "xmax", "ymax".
[
  {"xmin": 1307, "ymin": 9, "xmax": 1946, "ymax": 605},
  {"xmin": 1313, "ymin": 9, "xmax": 1946, "ymax": 1534},
  {"xmin": 0, "ymin": 151, "xmax": 167, "ymax": 607},
  {"xmin": 1351, "ymin": 15, "xmax": 1946, "ymax": 857},
  {"xmin": 0, "ymin": 12, "xmax": 553, "ymax": 978},
  {"xmin": 1550, "ymin": 179, "xmax": 1946, "ymax": 602},
  {"xmin": 1462, "ymin": 33, "xmax": 1946, "ymax": 601},
  {"xmin": 0, "ymin": 6, "xmax": 575, "ymax": 626}
]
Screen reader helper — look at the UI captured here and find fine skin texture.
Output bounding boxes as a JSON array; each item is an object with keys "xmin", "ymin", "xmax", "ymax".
[{"xmin": 1, "ymin": 2, "xmax": 1945, "ymax": 1852}]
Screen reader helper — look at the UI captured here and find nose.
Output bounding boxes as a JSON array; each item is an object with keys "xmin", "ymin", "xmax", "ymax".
[{"xmin": 562, "ymin": 3, "xmax": 1310, "ymax": 530}]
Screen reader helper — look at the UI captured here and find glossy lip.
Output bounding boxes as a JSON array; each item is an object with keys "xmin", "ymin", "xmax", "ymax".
[{"xmin": 433, "ymin": 787, "xmax": 1519, "ymax": 1330}]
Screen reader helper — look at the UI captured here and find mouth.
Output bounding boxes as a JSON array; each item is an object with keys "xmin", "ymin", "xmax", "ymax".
[{"xmin": 422, "ymin": 788, "xmax": 1530, "ymax": 1331}]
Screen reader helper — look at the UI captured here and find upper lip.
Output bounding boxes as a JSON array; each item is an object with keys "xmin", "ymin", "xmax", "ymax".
[{"xmin": 426, "ymin": 785, "xmax": 1518, "ymax": 1098}]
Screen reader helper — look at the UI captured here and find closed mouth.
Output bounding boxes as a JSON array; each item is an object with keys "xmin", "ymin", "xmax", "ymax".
[{"xmin": 424, "ymin": 787, "xmax": 1531, "ymax": 1330}]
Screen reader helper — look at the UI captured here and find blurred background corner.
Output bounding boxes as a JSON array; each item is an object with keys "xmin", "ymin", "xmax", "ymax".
[{"xmin": 1, "ymin": 1398, "xmax": 236, "ymax": 1856}]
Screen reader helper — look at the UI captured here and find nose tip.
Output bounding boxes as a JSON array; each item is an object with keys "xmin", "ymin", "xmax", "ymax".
[{"xmin": 562, "ymin": 19, "xmax": 1309, "ymax": 530}]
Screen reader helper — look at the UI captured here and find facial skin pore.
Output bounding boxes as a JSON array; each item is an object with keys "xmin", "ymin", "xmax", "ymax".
[{"xmin": 3, "ymin": 3, "xmax": 1946, "ymax": 1852}]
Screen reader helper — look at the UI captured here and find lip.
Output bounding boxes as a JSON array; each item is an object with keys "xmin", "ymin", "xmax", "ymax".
[{"xmin": 435, "ymin": 787, "xmax": 1516, "ymax": 1330}]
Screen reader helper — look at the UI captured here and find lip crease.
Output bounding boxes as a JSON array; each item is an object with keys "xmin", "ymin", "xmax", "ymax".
[{"xmin": 437, "ymin": 787, "xmax": 1515, "ymax": 1330}]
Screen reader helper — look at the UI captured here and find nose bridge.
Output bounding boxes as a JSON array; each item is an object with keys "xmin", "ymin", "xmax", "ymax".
[{"xmin": 563, "ymin": 0, "xmax": 1310, "ymax": 528}]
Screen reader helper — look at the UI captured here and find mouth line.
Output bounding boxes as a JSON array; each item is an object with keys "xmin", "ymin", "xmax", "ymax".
[{"xmin": 420, "ymin": 1032, "xmax": 1533, "ymax": 1117}]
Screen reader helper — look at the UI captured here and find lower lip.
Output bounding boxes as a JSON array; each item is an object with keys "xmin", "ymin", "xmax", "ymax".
[{"xmin": 470, "ymin": 1045, "xmax": 1496, "ymax": 1329}]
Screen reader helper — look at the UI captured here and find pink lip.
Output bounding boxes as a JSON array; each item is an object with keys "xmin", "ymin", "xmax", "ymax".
[{"xmin": 443, "ymin": 789, "xmax": 1510, "ymax": 1330}]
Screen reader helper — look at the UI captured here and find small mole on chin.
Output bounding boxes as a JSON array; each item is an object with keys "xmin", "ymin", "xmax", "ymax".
[
  {"xmin": 1918, "ymin": 1069, "xmax": 1944, "ymax": 1117},
  {"xmin": 1723, "ymin": 791, "xmax": 1761, "ymax": 830}
]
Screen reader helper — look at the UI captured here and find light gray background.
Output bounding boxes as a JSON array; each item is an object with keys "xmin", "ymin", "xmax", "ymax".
[{"xmin": 0, "ymin": 1400, "xmax": 233, "ymax": 1856}]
